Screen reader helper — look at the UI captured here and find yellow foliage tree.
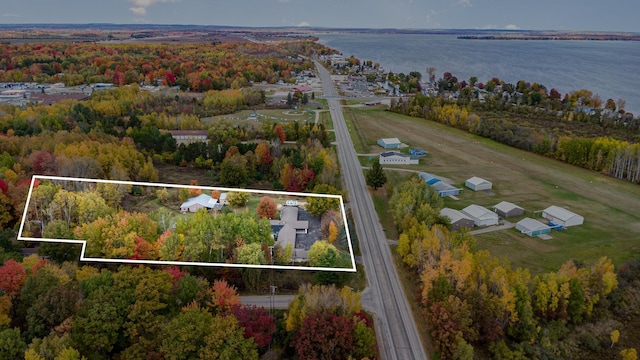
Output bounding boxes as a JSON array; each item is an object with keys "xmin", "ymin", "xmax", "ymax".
[{"xmin": 621, "ymin": 348, "xmax": 638, "ymax": 360}]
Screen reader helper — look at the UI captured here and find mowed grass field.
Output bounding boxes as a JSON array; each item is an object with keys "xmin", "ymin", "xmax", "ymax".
[{"xmin": 345, "ymin": 107, "xmax": 640, "ymax": 273}]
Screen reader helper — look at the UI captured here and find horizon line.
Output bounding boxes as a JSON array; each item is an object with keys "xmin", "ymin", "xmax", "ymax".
[{"xmin": 0, "ymin": 23, "xmax": 638, "ymax": 35}]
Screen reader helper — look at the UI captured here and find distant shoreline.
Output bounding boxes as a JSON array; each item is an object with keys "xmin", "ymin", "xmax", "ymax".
[{"xmin": 458, "ymin": 35, "xmax": 640, "ymax": 41}]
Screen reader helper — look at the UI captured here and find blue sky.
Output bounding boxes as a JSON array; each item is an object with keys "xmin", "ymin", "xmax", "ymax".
[{"xmin": 1, "ymin": 0, "xmax": 639, "ymax": 33}]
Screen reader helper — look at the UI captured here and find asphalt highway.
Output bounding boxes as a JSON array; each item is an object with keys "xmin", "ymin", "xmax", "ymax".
[{"xmin": 315, "ymin": 61, "xmax": 428, "ymax": 360}]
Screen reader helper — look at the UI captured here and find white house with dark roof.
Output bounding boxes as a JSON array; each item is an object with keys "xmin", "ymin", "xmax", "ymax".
[
  {"xmin": 461, "ymin": 204, "xmax": 499, "ymax": 227},
  {"xmin": 493, "ymin": 201, "xmax": 524, "ymax": 218},
  {"xmin": 465, "ymin": 176, "xmax": 493, "ymax": 191},
  {"xmin": 379, "ymin": 151, "xmax": 419, "ymax": 165},
  {"xmin": 542, "ymin": 206, "xmax": 584, "ymax": 228},
  {"xmin": 440, "ymin": 208, "xmax": 474, "ymax": 231}
]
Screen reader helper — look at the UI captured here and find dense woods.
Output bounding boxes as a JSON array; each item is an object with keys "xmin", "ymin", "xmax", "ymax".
[
  {"xmin": 0, "ymin": 40, "xmax": 322, "ymax": 89},
  {"xmin": 0, "ymin": 258, "xmax": 374, "ymax": 359},
  {"xmin": 0, "ymin": 37, "xmax": 363, "ymax": 358}
]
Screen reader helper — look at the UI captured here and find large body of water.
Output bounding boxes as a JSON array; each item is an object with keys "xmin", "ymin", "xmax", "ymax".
[{"xmin": 317, "ymin": 33, "xmax": 640, "ymax": 115}]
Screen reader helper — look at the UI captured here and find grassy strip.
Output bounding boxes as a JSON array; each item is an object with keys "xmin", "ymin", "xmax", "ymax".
[{"xmin": 348, "ymin": 107, "xmax": 640, "ymax": 271}]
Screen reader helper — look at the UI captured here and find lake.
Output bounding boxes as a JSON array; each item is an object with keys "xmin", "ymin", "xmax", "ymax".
[{"xmin": 317, "ymin": 33, "xmax": 640, "ymax": 115}]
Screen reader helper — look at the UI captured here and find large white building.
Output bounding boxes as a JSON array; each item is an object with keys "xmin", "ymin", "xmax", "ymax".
[
  {"xmin": 461, "ymin": 204, "xmax": 499, "ymax": 227},
  {"xmin": 542, "ymin": 206, "xmax": 584, "ymax": 228},
  {"xmin": 379, "ymin": 151, "xmax": 419, "ymax": 165}
]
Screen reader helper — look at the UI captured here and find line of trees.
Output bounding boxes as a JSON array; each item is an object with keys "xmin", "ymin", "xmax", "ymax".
[{"xmin": 0, "ymin": 40, "xmax": 328, "ymax": 89}]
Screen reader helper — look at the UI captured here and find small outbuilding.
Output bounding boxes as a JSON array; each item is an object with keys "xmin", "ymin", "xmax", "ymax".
[
  {"xmin": 180, "ymin": 194, "xmax": 219, "ymax": 213},
  {"xmin": 516, "ymin": 217, "xmax": 551, "ymax": 237},
  {"xmin": 440, "ymin": 208, "xmax": 475, "ymax": 231},
  {"xmin": 418, "ymin": 172, "xmax": 441, "ymax": 185},
  {"xmin": 379, "ymin": 151, "xmax": 419, "ymax": 165},
  {"xmin": 377, "ymin": 138, "xmax": 402, "ymax": 149},
  {"xmin": 432, "ymin": 181, "xmax": 461, "ymax": 197},
  {"xmin": 409, "ymin": 147, "xmax": 427, "ymax": 156},
  {"xmin": 465, "ymin": 176, "xmax": 493, "ymax": 191},
  {"xmin": 493, "ymin": 201, "xmax": 525, "ymax": 218},
  {"xmin": 542, "ymin": 206, "xmax": 584, "ymax": 228},
  {"xmin": 461, "ymin": 204, "xmax": 499, "ymax": 227}
]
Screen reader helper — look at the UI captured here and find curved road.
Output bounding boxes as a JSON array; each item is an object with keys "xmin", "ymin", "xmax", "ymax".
[{"xmin": 316, "ymin": 62, "xmax": 427, "ymax": 360}]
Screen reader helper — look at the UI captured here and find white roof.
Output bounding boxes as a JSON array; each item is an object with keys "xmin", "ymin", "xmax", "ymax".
[
  {"xmin": 440, "ymin": 208, "xmax": 473, "ymax": 223},
  {"xmin": 493, "ymin": 201, "xmax": 523, "ymax": 213},
  {"xmin": 379, "ymin": 137, "xmax": 401, "ymax": 144},
  {"xmin": 180, "ymin": 194, "xmax": 217, "ymax": 209},
  {"xmin": 543, "ymin": 205, "xmax": 580, "ymax": 221},
  {"xmin": 466, "ymin": 176, "xmax": 492, "ymax": 186},
  {"xmin": 517, "ymin": 217, "xmax": 550, "ymax": 232},
  {"xmin": 461, "ymin": 204, "xmax": 498, "ymax": 220}
]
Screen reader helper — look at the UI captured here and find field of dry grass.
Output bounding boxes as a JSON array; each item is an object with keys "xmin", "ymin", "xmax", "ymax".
[{"xmin": 347, "ymin": 107, "xmax": 640, "ymax": 273}]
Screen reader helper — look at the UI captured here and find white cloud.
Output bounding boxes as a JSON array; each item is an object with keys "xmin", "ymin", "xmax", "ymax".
[
  {"xmin": 296, "ymin": 21, "xmax": 310, "ymax": 27},
  {"xmin": 458, "ymin": 0, "xmax": 472, "ymax": 7},
  {"xmin": 2, "ymin": 13, "xmax": 19, "ymax": 18},
  {"xmin": 505, "ymin": 24, "xmax": 519, "ymax": 30},
  {"xmin": 129, "ymin": 7, "xmax": 147, "ymax": 15},
  {"xmin": 128, "ymin": 0, "xmax": 183, "ymax": 16}
]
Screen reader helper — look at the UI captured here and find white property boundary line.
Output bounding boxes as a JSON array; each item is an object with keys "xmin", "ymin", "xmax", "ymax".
[{"xmin": 18, "ymin": 175, "xmax": 357, "ymax": 272}]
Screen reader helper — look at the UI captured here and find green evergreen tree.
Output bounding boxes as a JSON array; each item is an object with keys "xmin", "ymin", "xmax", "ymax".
[{"xmin": 365, "ymin": 161, "xmax": 387, "ymax": 190}]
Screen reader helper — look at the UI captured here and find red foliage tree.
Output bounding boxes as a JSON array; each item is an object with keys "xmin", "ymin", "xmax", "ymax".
[
  {"xmin": 293, "ymin": 312, "xmax": 355, "ymax": 360},
  {"xmin": 188, "ymin": 179, "xmax": 202, "ymax": 198},
  {"xmin": 426, "ymin": 303, "xmax": 460, "ymax": 358},
  {"xmin": 273, "ymin": 124, "xmax": 285, "ymax": 143},
  {"xmin": 165, "ymin": 266, "xmax": 187, "ymax": 285},
  {"xmin": 231, "ymin": 305, "xmax": 276, "ymax": 348},
  {"xmin": 256, "ymin": 196, "xmax": 277, "ymax": 219},
  {"xmin": 0, "ymin": 259, "xmax": 27, "ymax": 297},
  {"xmin": 131, "ymin": 236, "xmax": 154, "ymax": 260},
  {"xmin": 208, "ymin": 279, "xmax": 241, "ymax": 314}
]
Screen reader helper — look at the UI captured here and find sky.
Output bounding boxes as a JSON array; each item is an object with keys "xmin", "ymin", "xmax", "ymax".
[{"xmin": 1, "ymin": 0, "xmax": 639, "ymax": 33}]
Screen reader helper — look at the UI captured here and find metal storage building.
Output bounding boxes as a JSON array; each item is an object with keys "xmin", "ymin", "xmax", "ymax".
[
  {"xmin": 440, "ymin": 208, "xmax": 475, "ymax": 231},
  {"xmin": 542, "ymin": 206, "xmax": 584, "ymax": 228},
  {"xmin": 432, "ymin": 181, "xmax": 461, "ymax": 197},
  {"xmin": 493, "ymin": 201, "xmax": 524, "ymax": 218},
  {"xmin": 516, "ymin": 217, "xmax": 551, "ymax": 237},
  {"xmin": 418, "ymin": 172, "xmax": 441, "ymax": 185},
  {"xmin": 377, "ymin": 138, "xmax": 402, "ymax": 149},
  {"xmin": 379, "ymin": 151, "xmax": 419, "ymax": 165},
  {"xmin": 465, "ymin": 176, "xmax": 493, "ymax": 191},
  {"xmin": 461, "ymin": 204, "xmax": 499, "ymax": 227}
]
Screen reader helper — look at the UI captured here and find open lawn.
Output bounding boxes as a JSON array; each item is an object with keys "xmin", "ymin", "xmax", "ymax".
[
  {"xmin": 348, "ymin": 107, "xmax": 640, "ymax": 273},
  {"xmin": 204, "ymin": 108, "xmax": 316, "ymax": 127}
]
